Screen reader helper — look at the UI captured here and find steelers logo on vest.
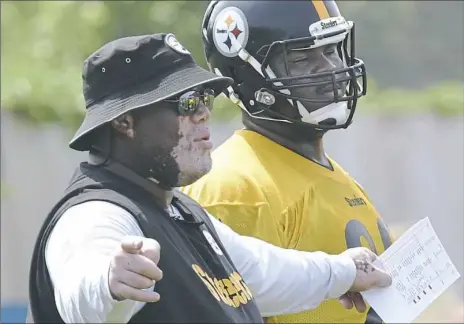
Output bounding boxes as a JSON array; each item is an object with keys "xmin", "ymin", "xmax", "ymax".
[
  {"xmin": 212, "ymin": 7, "xmax": 249, "ymax": 58},
  {"xmin": 165, "ymin": 33, "xmax": 191, "ymax": 55},
  {"xmin": 202, "ymin": 230, "xmax": 224, "ymax": 255}
]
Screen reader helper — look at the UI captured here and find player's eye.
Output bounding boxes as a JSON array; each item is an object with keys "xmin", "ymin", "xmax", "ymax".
[{"xmin": 292, "ymin": 56, "xmax": 307, "ymax": 64}]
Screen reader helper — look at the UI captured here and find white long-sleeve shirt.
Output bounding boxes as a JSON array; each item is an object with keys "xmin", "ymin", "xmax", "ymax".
[{"xmin": 45, "ymin": 200, "xmax": 357, "ymax": 323}]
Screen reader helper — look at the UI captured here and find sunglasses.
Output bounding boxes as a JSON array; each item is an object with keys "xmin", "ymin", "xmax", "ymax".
[{"xmin": 164, "ymin": 89, "xmax": 215, "ymax": 116}]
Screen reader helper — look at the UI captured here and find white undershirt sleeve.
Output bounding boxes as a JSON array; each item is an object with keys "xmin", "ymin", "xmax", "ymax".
[
  {"xmin": 207, "ymin": 213, "xmax": 357, "ymax": 317},
  {"xmin": 45, "ymin": 201, "xmax": 149, "ymax": 323}
]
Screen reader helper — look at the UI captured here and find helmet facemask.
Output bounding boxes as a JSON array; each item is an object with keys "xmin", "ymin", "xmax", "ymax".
[{"xmin": 255, "ymin": 17, "xmax": 367, "ymax": 130}]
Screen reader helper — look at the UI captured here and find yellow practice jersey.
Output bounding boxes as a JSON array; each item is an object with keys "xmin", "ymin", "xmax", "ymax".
[{"xmin": 181, "ymin": 129, "xmax": 394, "ymax": 323}]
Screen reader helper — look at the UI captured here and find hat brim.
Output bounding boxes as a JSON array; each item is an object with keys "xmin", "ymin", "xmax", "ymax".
[{"xmin": 69, "ymin": 63, "xmax": 234, "ymax": 151}]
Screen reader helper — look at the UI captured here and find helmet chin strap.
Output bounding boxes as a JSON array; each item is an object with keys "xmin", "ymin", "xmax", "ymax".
[{"xmin": 296, "ymin": 101, "xmax": 349, "ymax": 126}]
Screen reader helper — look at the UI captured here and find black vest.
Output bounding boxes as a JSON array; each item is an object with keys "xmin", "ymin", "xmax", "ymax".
[{"xmin": 28, "ymin": 161, "xmax": 263, "ymax": 323}]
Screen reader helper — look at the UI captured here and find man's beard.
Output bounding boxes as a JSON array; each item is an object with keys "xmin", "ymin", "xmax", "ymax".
[
  {"xmin": 146, "ymin": 147, "xmax": 181, "ymax": 188},
  {"xmin": 125, "ymin": 137, "xmax": 180, "ymax": 188},
  {"xmin": 129, "ymin": 139, "xmax": 212, "ymax": 188}
]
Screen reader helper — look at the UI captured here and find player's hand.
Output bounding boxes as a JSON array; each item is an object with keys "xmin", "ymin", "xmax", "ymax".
[
  {"xmin": 108, "ymin": 235, "xmax": 163, "ymax": 303},
  {"xmin": 338, "ymin": 247, "xmax": 392, "ymax": 312}
]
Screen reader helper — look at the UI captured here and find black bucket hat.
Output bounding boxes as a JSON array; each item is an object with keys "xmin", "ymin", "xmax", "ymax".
[{"xmin": 69, "ymin": 33, "xmax": 233, "ymax": 151}]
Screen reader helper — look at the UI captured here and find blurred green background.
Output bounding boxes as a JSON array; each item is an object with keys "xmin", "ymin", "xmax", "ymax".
[
  {"xmin": 1, "ymin": 1, "xmax": 463, "ymax": 323},
  {"xmin": 1, "ymin": 0, "xmax": 463, "ymax": 130}
]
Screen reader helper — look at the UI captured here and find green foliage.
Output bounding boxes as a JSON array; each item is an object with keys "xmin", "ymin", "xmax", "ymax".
[
  {"xmin": 1, "ymin": 1, "xmax": 463, "ymax": 131},
  {"xmin": 338, "ymin": 1, "xmax": 464, "ymax": 89},
  {"xmin": 1, "ymin": 1, "xmax": 211, "ymax": 129},
  {"xmin": 360, "ymin": 80, "xmax": 464, "ymax": 116}
]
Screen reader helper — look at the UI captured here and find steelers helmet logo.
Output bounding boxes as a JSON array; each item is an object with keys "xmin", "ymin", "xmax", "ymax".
[
  {"xmin": 212, "ymin": 7, "xmax": 249, "ymax": 58},
  {"xmin": 165, "ymin": 33, "xmax": 191, "ymax": 55},
  {"xmin": 202, "ymin": 230, "xmax": 224, "ymax": 256}
]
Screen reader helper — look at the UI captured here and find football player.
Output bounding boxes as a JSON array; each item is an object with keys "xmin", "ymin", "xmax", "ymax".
[{"xmin": 182, "ymin": 1, "xmax": 395, "ymax": 323}]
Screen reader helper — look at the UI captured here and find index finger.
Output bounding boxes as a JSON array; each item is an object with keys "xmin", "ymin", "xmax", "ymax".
[{"xmin": 140, "ymin": 238, "xmax": 161, "ymax": 264}]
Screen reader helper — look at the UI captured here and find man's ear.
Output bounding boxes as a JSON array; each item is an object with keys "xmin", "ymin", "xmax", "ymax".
[{"xmin": 111, "ymin": 113, "xmax": 135, "ymax": 139}]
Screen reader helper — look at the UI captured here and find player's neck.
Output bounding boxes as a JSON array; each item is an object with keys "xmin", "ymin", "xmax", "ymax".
[{"xmin": 242, "ymin": 116, "xmax": 332, "ymax": 169}]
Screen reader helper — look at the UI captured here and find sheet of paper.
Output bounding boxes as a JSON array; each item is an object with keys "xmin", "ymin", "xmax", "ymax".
[{"xmin": 361, "ymin": 217, "xmax": 461, "ymax": 323}]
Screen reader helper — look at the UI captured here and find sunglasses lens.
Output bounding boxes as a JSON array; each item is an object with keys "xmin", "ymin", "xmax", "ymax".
[
  {"xmin": 177, "ymin": 89, "xmax": 215, "ymax": 115},
  {"xmin": 178, "ymin": 91, "xmax": 198, "ymax": 114},
  {"xmin": 203, "ymin": 89, "xmax": 215, "ymax": 109}
]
